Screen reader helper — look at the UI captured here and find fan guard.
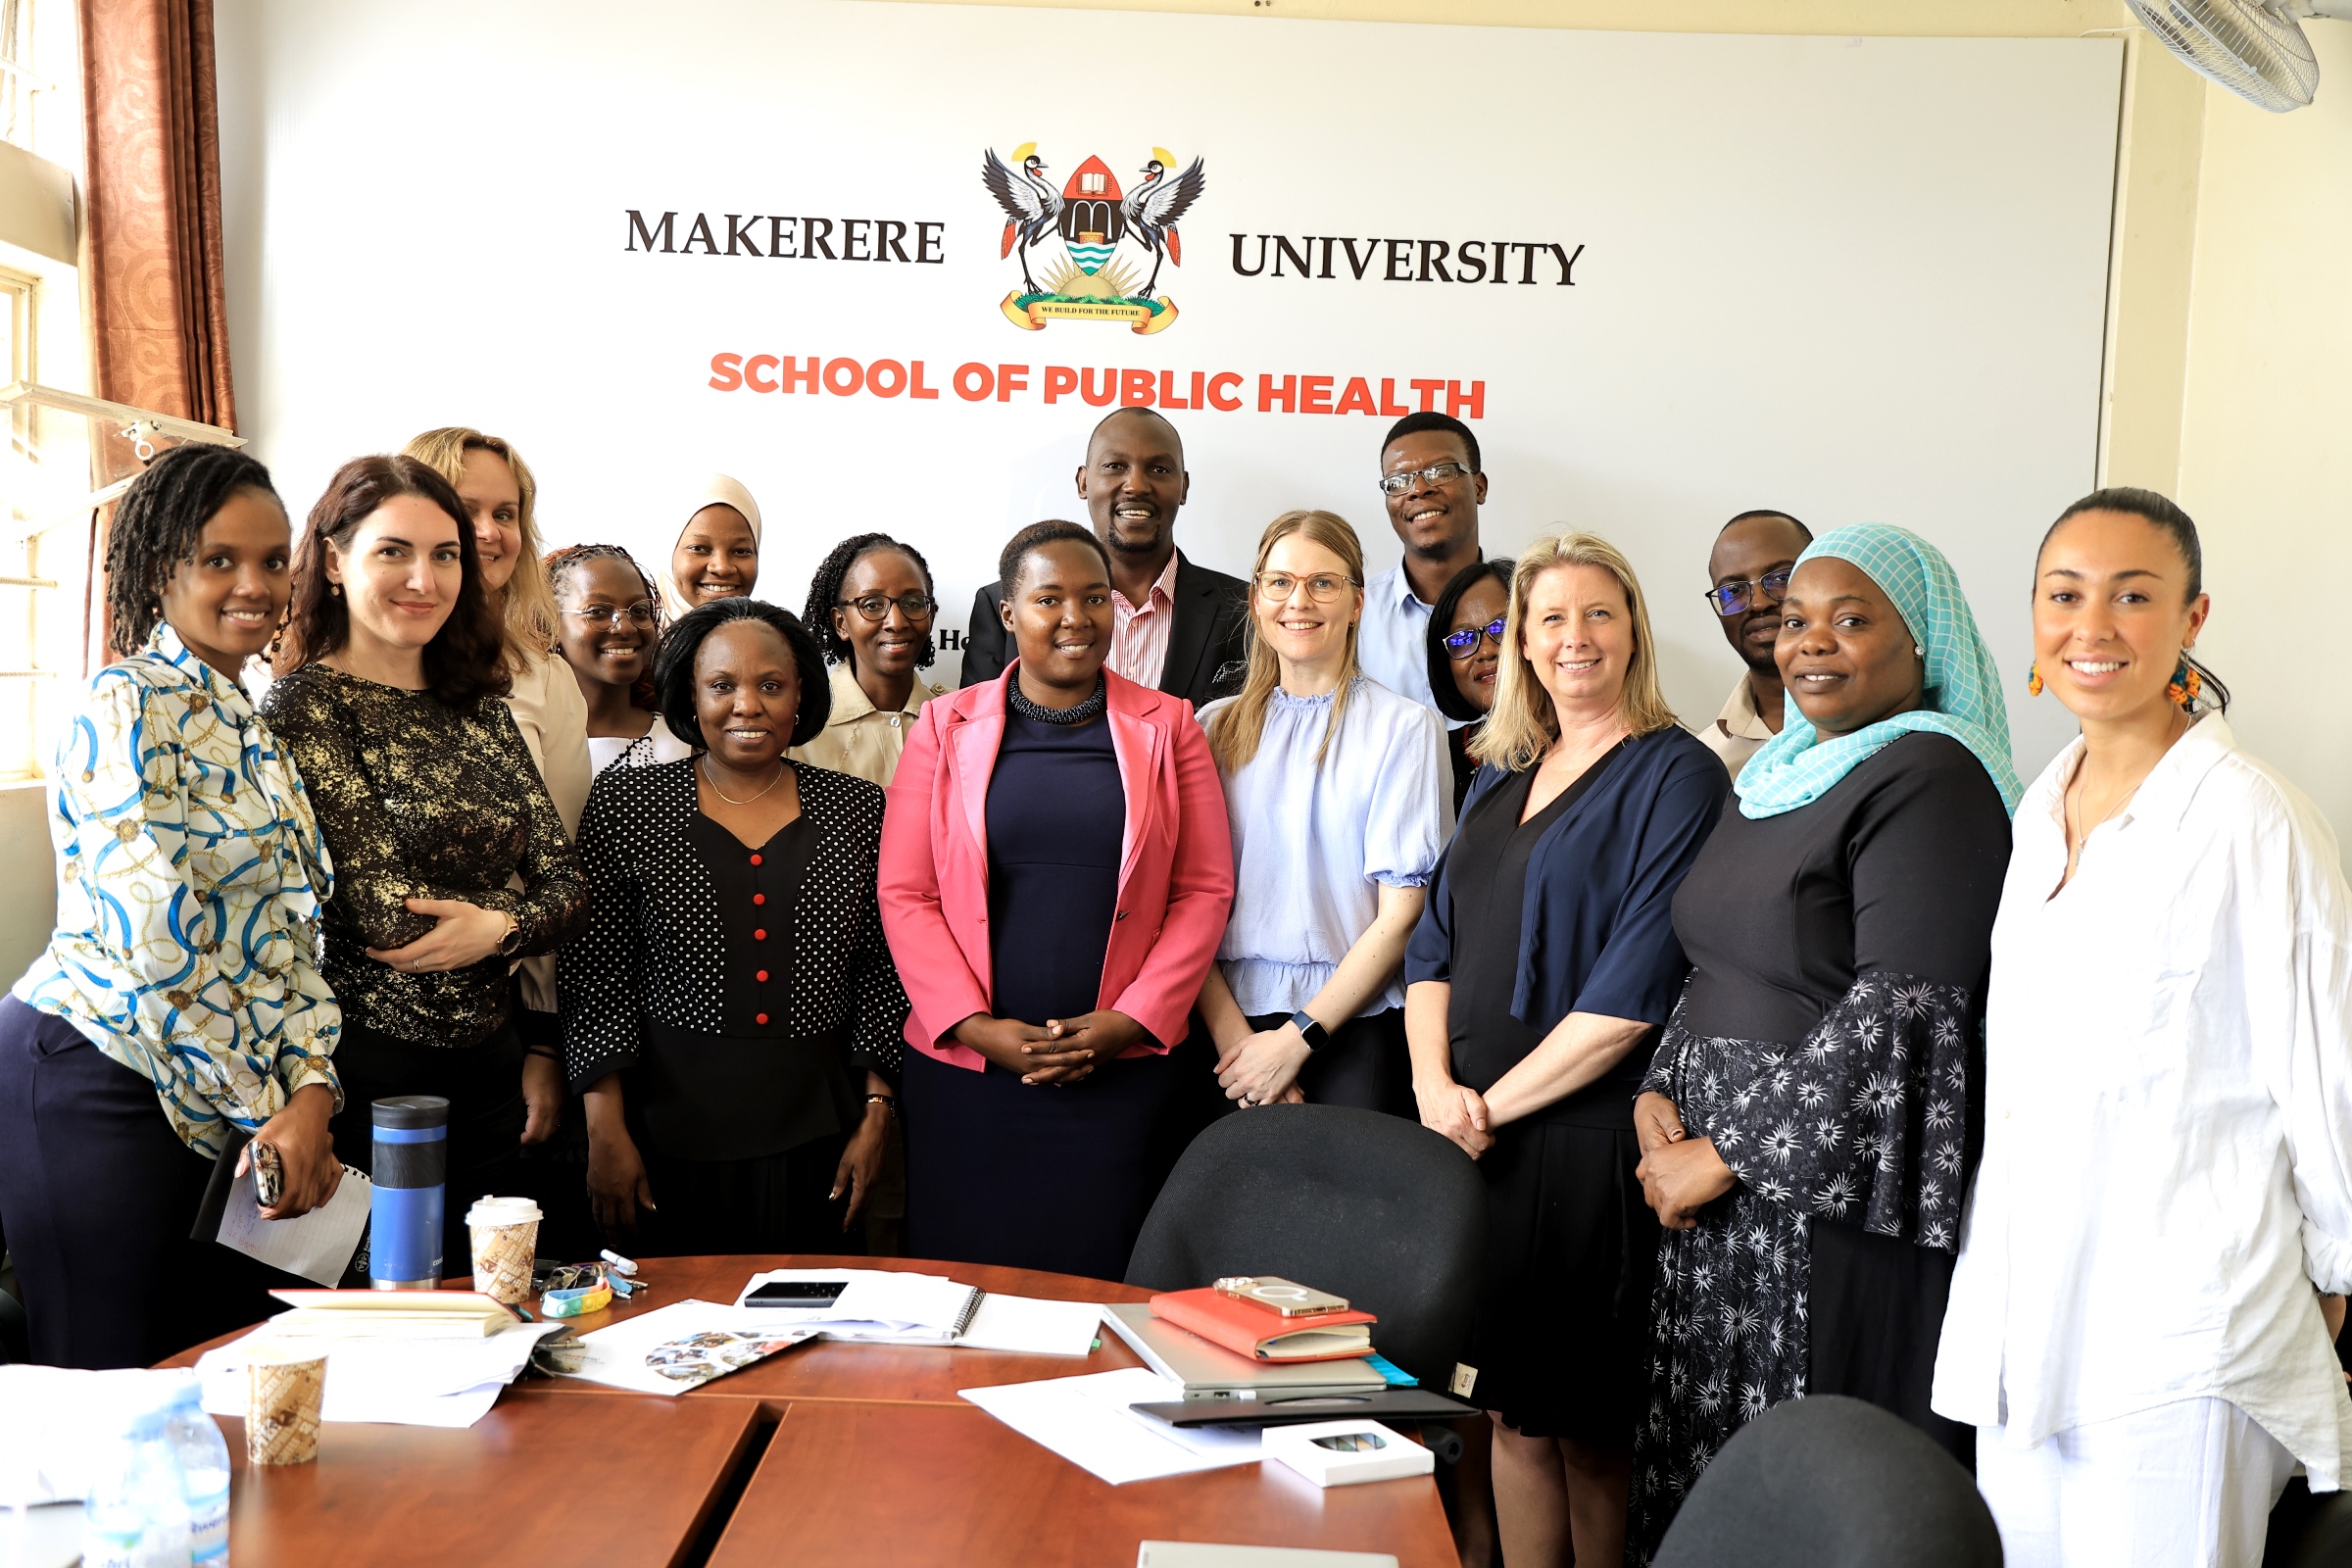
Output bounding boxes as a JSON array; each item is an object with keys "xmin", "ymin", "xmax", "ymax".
[{"xmin": 2124, "ymin": 0, "xmax": 2321, "ymax": 112}]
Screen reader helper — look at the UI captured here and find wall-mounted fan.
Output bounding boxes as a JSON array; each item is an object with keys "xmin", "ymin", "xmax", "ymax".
[{"xmin": 2124, "ymin": 0, "xmax": 2352, "ymax": 112}]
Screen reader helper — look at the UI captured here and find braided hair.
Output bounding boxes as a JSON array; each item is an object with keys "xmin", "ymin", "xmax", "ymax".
[
  {"xmin": 545, "ymin": 543, "xmax": 664, "ymax": 634},
  {"xmin": 545, "ymin": 543, "xmax": 664, "ymax": 710},
  {"xmin": 801, "ymin": 532, "xmax": 937, "ymax": 669},
  {"xmin": 104, "ymin": 443, "xmax": 282, "ymax": 657}
]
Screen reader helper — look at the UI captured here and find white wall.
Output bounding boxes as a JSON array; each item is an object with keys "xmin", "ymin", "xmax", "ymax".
[
  {"xmin": 2175, "ymin": 22, "xmax": 2352, "ymax": 845},
  {"xmin": 212, "ymin": 0, "xmax": 2122, "ymax": 784}
]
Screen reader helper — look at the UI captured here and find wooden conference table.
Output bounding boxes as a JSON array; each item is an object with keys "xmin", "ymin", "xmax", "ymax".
[{"xmin": 166, "ymin": 1254, "xmax": 1459, "ymax": 1568}]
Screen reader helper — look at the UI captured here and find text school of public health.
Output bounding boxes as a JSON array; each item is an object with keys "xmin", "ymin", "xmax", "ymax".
[{"xmin": 4, "ymin": 5, "xmax": 2352, "ymax": 1568}]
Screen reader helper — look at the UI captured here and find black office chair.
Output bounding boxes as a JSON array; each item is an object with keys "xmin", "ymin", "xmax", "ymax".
[
  {"xmin": 1655, "ymin": 1396, "xmax": 2002, "ymax": 1568},
  {"xmin": 1123, "ymin": 1102, "xmax": 1486, "ymax": 1389}
]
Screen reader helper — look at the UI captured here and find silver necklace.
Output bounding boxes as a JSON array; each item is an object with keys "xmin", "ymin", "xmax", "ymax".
[{"xmin": 701, "ymin": 757, "xmax": 788, "ymax": 806}]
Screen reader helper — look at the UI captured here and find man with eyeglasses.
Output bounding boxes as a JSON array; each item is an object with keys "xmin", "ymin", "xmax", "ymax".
[
  {"xmin": 1694, "ymin": 509, "xmax": 1813, "ymax": 771},
  {"xmin": 1359, "ymin": 412, "xmax": 1487, "ymax": 721},
  {"xmin": 958, "ymin": 407, "xmax": 1249, "ymax": 709}
]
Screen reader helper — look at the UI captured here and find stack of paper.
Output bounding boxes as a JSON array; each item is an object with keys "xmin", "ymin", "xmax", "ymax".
[
  {"xmin": 960, "ymin": 1367, "xmax": 1264, "ymax": 1484},
  {"xmin": 731, "ymin": 1268, "xmax": 1101, "ymax": 1355},
  {"xmin": 193, "ymin": 1319, "xmax": 563, "ymax": 1429}
]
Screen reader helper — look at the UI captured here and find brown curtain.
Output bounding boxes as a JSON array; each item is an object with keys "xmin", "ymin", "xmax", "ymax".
[
  {"xmin": 77, "ymin": 0, "xmax": 236, "ymax": 661},
  {"xmin": 79, "ymin": 0, "xmax": 236, "ymax": 430}
]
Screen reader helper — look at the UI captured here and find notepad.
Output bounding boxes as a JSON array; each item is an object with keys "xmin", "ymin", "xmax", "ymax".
[
  {"xmin": 732, "ymin": 1268, "xmax": 1102, "ymax": 1355},
  {"xmin": 212, "ymin": 1163, "xmax": 372, "ymax": 1287}
]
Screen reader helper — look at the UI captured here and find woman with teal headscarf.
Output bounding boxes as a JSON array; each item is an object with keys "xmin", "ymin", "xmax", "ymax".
[{"xmin": 1624, "ymin": 524, "xmax": 2019, "ymax": 1559}]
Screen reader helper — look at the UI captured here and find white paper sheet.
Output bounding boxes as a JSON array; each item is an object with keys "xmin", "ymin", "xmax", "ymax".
[
  {"xmin": 956, "ymin": 1295, "xmax": 1102, "ymax": 1356},
  {"xmin": 214, "ymin": 1164, "xmax": 372, "ymax": 1287},
  {"xmin": 959, "ymin": 1368, "xmax": 1264, "ymax": 1485},
  {"xmin": 729, "ymin": 1269, "xmax": 1099, "ymax": 1353},
  {"xmin": 192, "ymin": 1319, "xmax": 561, "ymax": 1429},
  {"xmin": 564, "ymin": 1299, "xmax": 820, "ymax": 1396}
]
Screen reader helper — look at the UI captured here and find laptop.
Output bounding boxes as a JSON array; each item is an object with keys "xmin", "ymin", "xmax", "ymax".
[{"xmin": 1102, "ymin": 1303, "xmax": 1388, "ymax": 1401}]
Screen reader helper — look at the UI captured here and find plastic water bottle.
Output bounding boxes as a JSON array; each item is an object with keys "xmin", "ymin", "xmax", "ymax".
[
  {"xmin": 165, "ymin": 1379, "xmax": 232, "ymax": 1565},
  {"xmin": 80, "ymin": 1393, "xmax": 193, "ymax": 1568}
]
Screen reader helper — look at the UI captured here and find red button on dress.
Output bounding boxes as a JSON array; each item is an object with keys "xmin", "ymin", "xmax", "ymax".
[
  {"xmin": 754, "ymin": 893, "xmax": 766, "ymax": 906},
  {"xmin": 756, "ymin": 969, "xmax": 769, "ymax": 983},
  {"xmin": 754, "ymin": 928, "xmax": 766, "ymax": 941},
  {"xmin": 755, "ymin": 1012, "xmax": 769, "ymax": 1025},
  {"xmin": 750, "ymin": 854, "xmax": 762, "ymax": 866}
]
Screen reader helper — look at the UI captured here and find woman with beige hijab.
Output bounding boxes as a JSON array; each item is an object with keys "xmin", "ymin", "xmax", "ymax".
[{"xmin": 657, "ymin": 474, "xmax": 763, "ymax": 613}]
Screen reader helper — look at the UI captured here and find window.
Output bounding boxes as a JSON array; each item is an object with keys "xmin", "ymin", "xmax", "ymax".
[{"xmin": 0, "ymin": 0, "xmax": 81, "ymax": 784}]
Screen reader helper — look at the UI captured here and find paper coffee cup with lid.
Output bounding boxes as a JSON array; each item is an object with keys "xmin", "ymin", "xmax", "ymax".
[{"xmin": 466, "ymin": 1196, "xmax": 543, "ymax": 1305}]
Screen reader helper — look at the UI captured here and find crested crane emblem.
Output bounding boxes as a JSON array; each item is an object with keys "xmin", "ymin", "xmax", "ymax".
[{"xmin": 980, "ymin": 142, "xmax": 1205, "ymax": 333}]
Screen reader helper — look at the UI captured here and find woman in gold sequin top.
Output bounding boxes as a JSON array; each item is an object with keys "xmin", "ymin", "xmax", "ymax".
[{"xmin": 264, "ymin": 456, "xmax": 586, "ymax": 1266}]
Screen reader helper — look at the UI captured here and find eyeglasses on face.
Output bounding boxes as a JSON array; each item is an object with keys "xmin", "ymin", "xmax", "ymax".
[
  {"xmin": 1702, "ymin": 568, "xmax": 1792, "ymax": 618},
  {"xmin": 1444, "ymin": 617, "xmax": 1508, "ymax": 660},
  {"xmin": 564, "ymin": 602, "xmax": 658, "ymax": 628},
  {"xmin": 839, "ymin": 592, "xmax": 938, "ymax": 622},
  {"xmin": 1376, "ymin": 461, "xmax": 1473, "ymax": 497},
  {"xmin": 1253, "ymin": 571, "xmax": 1358, "ymax": 603}
]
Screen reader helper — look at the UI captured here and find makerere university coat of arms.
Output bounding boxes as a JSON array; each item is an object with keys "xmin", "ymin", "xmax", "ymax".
[{"xmin": 981, "ymin": 143, "xmax": 1205, "ymax": 334}]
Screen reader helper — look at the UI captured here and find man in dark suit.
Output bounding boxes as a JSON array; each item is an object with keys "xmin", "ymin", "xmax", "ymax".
[{"xmin": 959, "ymin": 408, "xmax": 1247, "ymax": 708}]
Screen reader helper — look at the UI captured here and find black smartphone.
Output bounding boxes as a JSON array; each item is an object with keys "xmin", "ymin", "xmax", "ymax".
[{"xmin": 744, "ymin": 1279, "xmax": 849, "ymax": 1308}]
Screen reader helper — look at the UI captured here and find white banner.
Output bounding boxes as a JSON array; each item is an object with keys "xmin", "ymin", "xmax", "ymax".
[{"xmin": 218, "ymin": 1, "xmax": 2121, "ymax": 774}]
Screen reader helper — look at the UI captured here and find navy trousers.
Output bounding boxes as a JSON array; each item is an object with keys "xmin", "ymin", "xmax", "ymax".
[{"xmin": 0, "ymin": 996, "xmax": 287, "ymax": 1368}]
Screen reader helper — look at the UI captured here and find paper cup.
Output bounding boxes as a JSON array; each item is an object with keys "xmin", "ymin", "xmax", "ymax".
[
  {"xmin": 246, "ymin": 1351, "xmax": 326, "ymax": 1465},
  {"xmin": 466, "ymin": 1196, "xmax": 543, "ymax": 1305}
]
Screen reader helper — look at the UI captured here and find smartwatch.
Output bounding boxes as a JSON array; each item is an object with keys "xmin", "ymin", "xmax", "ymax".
[{"xmin": 1289, "ymin": 1010, "xmax": 1331, "ymax": 1053}]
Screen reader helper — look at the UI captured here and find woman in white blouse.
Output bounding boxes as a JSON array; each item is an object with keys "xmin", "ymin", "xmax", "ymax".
[
  {"xmin": 1933, "ymin": 487, "xmax": 2352, "ymax": 1568},
  {"xmin": 546, "ymin": 543, "xmax": 696, "ymax": 777},
  {"xmin": 1197, "ymin": 510, "xmax": 1449, "ymax": 1114}
]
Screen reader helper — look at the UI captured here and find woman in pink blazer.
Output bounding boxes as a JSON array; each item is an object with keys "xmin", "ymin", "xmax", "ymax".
[{"xmin": 880, "ymin": 521, "xmax": 1234, "ymax": 1280}]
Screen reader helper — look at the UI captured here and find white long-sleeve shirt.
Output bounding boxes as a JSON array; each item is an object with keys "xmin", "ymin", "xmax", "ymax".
[{"xmin": 1933, "ymin": 714, "xmax": 2352, "ymax": 1487}]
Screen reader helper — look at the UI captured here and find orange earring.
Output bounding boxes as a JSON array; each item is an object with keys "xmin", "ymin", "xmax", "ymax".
[
  {"xmin": 2168, "ymin": 655, "xmax": 2201, "ymax": 710},
  {"xmin": 2027, "ymin": 661, "xmax": 2043, "ymax": 697}
]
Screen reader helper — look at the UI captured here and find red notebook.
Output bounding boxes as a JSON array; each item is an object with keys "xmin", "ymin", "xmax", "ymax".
[{"xmin": 1148, "ymin": 1287, "xmax": 1377, "ymax": 1362}]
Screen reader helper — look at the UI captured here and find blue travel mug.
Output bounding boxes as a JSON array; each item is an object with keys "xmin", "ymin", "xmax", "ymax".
[{"xmin": 369, "ymin": 1095, "xmax": 449, "ymax": 1290}]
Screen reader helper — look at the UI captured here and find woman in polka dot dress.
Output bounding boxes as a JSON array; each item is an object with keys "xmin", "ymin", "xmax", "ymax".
[{"xmin": 561, "ymin": 598, "xmax": 908, "ymax": 1253}]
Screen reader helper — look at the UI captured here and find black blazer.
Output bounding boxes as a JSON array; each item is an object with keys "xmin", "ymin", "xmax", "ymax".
[
  {"xmin": 559, "ymin": 758, "xmax": 908, "ymax": 1094},
  {"xmin": 959, "ymin": 550, "xmax": 1249, "ymax": 710}
]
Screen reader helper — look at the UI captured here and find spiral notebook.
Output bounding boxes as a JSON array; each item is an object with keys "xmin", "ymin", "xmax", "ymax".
[
  {"xmin": 191, "ymin": 1129, "xmax": 373, "ymax": 1288},
  {"xmin": 733, "ymin": 1268, "xmax": 1101, "ymax": 1354}
]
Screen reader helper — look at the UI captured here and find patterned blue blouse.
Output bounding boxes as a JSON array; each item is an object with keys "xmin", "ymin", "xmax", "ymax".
[{"xmin": 12, "ymin": 627, "xmax": 342, "ymax": 1155}]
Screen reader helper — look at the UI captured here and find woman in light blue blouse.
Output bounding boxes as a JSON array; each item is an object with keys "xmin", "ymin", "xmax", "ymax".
[
  {"xmin": 1197, "ymin": 510, "xmax": 1449, "ymax": 1115},
  {"xmin": 0, "ymin": 444, "xmax": 343, "ymax": 1368}
]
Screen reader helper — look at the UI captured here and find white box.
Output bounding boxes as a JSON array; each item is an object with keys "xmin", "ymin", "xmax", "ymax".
[{"xmin": 1260, "ymin": 1420, "xmax": 1436, "ymax": 1489}]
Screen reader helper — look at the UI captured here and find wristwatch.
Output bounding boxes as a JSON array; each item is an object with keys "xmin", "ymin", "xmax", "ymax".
[
  {"xmin": 1289, "ymin": 1010, "xmax": 1330, "ymax": 1053},
  {"xmin": 494, "ymin": 912, "xmax": 525, "ymax": 958}
]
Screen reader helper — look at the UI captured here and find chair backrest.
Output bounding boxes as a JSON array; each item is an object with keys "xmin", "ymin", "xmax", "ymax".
[
  {"xmin": 1123, "ymin": 1103, "xmax": 1486, "ymax": 1386},
  {"xmin": 1655, "ymin": 1396, "xmax": 2002, "ymax": 1568}
]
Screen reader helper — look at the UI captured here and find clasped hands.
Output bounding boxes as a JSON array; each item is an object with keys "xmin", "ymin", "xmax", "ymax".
[
  {"xmin": 1416, "ymin": 1076, "xmax": 1494, "ymax": 1159},
  {"xmin": 1634, "ymin": 1090, "xmax": 1737, "ymax": 1229},
  {"xmin": 1215, "ymin": 1020, "xmax": 1311, "ymax": 1108},
  {"xmin": 954, "ymin": 1009, "xmax": 1146, "ymax": 1085}
]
